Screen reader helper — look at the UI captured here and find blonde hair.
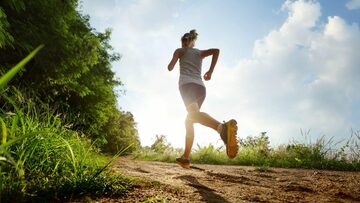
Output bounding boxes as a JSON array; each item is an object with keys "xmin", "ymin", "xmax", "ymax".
[{"xmin": 181, "ymin": 29, "xmax": 198, "ymax": 47}]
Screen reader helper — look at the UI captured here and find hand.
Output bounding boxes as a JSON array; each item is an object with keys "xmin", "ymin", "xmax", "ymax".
[{"xmin": 203, "ymin": 70, "xmax": 213, "ymax": 81}]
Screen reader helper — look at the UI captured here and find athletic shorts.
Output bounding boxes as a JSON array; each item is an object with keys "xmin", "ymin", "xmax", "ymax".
[{"xmin": 179, "ymin": 83, "xmax": 206, "ymax": 108}]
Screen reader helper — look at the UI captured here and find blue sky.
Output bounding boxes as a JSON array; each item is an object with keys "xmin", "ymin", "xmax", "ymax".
[{"xmin": 79, "ymin": 0, "xmax": 360, "ymax": 148}]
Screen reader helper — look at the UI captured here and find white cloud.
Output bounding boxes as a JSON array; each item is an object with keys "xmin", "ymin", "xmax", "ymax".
[
  {"xmin": 123, "ymin": 0, "xmax": 360, "ymax": 147},
  {"xmin": 207, "ymin": 0, "xmax": 360, "ymax": 145},
  {"xmin": 346, "ymin": 0, "xmax": 360, "ymax": 10}
]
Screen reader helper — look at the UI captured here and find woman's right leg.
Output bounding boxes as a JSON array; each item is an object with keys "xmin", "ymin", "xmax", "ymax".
[
  {"xmin": 186, "ymin": 103, "xmax": 221, "ymax": 132},
  {"xmin": 183, "ymin": 102, "xmax": 222, "ymax": 159}
]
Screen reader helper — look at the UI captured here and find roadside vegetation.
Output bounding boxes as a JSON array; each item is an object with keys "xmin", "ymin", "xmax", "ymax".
[
  {"xmin": 1, "ymin": 0, "xmax": 359, "ymax": 201},
  {"xmin": 0, "ymin": 89, "xmax": 135, "ymax": 202},
  {"xmin": 1, "ymin": 0, "xmax": 139, "ymax": 201},
  {"xmin": 134, "ymin": 132, "xmax": 360, "ymax": 171}
]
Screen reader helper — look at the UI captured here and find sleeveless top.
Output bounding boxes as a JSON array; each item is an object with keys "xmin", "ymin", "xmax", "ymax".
[{"xmin": 179, "ymin": 48, "xmax": 205, "ymax": 87}]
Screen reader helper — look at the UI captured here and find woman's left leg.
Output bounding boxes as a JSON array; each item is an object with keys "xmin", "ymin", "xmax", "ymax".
[{"xmin": 183, "ymin": 116, "xmax": 194, "ymax": 160}]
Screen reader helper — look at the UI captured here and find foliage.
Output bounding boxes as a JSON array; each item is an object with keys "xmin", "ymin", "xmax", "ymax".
[
  {"xmin": 0, "ymin": 93, "xmax": 133, "ymax": 202},
  {"xmin": 102, "ymin": 110, "xmax": 140, "ymax": 154},
  {"xmin": 0, "ymin": 45, "xmax": 43, "ymax": 90},
  {"xmin": 150, "ymin": 135, "xmax": 172, "ymax": 154},
  {"xmin": 0, "ymin": 7, "xmax": 13, "ymax": 48},
  {"xmin": 133, "ymin": 135, "xmax": 181, "ymax": 162},
  {"xmin": 191, "ymin": 144, "xmax": 228, "ymax": 164},
  {"xmin": 239, "ymin": 132, "xmax": 271, "ymax": 157},
  {"xmin": 0, "ymin": 0, "xmax": 140, "ymax": 201},
  {"xmin": 0, "ymin": 0, "xmax": 139, "ymax": 152},
  {"xmin": 134, "ymin": 132, "xmax": 360, "ymax": 171}
]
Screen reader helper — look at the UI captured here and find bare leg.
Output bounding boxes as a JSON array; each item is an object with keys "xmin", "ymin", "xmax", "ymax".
[
  {"xmin": 186, "ymin": 103, "xmax": 221, "ymax": 131},
  {"xmin": 182, "ymin": 102, "xmax": 221, "ymax": 159},
  {"xmin": 183, "ymin": 118, "xmax": 194, "ymax": 160}
]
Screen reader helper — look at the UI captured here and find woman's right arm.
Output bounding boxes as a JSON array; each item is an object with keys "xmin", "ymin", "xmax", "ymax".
[
  {"xmin": 167, "ymin": 49, "xmax": 182, "ymax": 71},
  {"xmin": 200, "ymin": 49, "xmax": 220, "ymax": 81}
]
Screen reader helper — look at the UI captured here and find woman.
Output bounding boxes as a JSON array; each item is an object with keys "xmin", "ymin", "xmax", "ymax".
[{"xmin": 167, "ymin": 29, "xmax": 238, "ymax": 169}]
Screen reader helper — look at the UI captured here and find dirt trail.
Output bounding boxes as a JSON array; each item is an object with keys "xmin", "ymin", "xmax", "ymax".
[{"xmin": 101, "ymin": 157, "xmax": 360, "ymax": 202}]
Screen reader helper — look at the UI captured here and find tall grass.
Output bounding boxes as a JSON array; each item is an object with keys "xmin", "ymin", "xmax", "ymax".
[
  {"xmin": 133, "ymin": 135, "xmax": 182, "ymax": 162},
  {"xmin": 0, "ymin": 45, "xmax": 43, "ymax": 90},
  {"xmin": 0, "ymin": 47, "xmax": 133, "ymax": 201},
  {"xmin": 0, "ymin": 91, "xmax": 134, "ymax": 202},
  {"xmin": 134, "ymin": 133, "xmax": 360, "ymax": 171}
]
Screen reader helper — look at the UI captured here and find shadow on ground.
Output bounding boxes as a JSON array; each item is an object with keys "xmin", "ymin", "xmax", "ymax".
[{"xmin": 177, "ymin": 175, "xmax": 230, "ymax": 203}]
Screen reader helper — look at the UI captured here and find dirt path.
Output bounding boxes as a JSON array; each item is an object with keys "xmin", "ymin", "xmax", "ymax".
[{"xmin": 100, "ymin": 157, "xmax": 360, "ymax": 202}]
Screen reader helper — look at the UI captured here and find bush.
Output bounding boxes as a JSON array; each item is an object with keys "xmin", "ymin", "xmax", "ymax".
[{"xmin": 133, "ymin": 135, "xmax": 181, "ymax": 162}]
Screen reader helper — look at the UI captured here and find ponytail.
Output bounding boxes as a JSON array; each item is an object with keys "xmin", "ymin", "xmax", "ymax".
[{"xmin": 181, "ymin": 29, "xmax": 198, "ymax": 47}]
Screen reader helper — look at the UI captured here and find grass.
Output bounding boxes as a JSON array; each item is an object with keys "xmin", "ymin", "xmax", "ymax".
[
  {"xmin": 254, "ymin": 165, "xmax": 272, "ymax": 172},
  {"xmin": 133, "ymin": 133, "xmax": 360, "ymax": 171},
  {"xmin": 0, "ymin": 45, "xmax": 136, "ymax": 202},
  {"xmin": 0, "ymin": 91, "xmax": 134, "ymax": 202}
]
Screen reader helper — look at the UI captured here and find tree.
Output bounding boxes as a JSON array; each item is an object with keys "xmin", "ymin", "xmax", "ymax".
[
  {"xmin": 102, "ymin": 111, "xmax": 140, "ymax": 154},
  {"xmin": 0, "ymin": 0, "xmax": 140, "ymax": 152},
  {"xmin": 0, "ymin": 7, "xmax": 13, "ymax": 48}
]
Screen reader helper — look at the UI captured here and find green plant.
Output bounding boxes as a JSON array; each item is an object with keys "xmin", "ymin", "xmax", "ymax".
[
  {"xmin": 0, "ymin": 45, "xmax": 43, "ymax": 90},
  {"xmin": 1, "ymin": 0, "xmax": 140, "ymax": 152},
  {"xmin": 255, "ymin": 164, "xmax": 271, "ymax": 172},
  {"xmin": 0, "ymin": 91, "xmax": 133, "ymax": 202},
  {"xmin": 134, "ymin": 133, "xmax": 360, "ymax": 171}
]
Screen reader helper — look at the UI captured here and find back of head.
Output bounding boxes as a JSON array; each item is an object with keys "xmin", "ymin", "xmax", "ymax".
[{"xmin": 181, "ymin": 29, "xmax": 198, "ymax": 48}]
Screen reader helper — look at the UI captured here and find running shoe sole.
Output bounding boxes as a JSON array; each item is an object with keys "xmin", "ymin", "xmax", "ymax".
[{"xmin": 224, "ymin": 119, "xmax": 238, "ymax": 159}]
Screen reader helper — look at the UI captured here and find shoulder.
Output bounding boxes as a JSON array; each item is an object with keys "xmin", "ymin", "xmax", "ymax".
[
  {"xmin": 175, "ymin": 48, "xmax": 186, "ymax": 53},
  {"xmin": 174, "ymin": 48, "xmax": 186, "ymax": 57}
]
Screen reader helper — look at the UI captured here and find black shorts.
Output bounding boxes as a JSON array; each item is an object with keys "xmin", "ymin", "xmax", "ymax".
[{"xmin": 179, "ymin": 83, "xmax": 206, "ymax": 108}]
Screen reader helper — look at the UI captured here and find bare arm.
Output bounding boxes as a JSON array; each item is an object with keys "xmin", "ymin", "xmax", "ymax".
[
  {"xmin": 200, "ymin": 49, "xmax": 220, "ymax": 81},
  {"xmin": 167, "ymin": 49, "xmax": 183, "ymax": 71}
]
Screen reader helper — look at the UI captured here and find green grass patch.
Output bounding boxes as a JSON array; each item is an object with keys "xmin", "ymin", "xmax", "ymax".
[
  {"xmin": 0, "ymin": 91, "xmax": 134, "ymax": 202},
  {"xmin": 134, "ymin": 133, "xmax": 360, "ymax": 171}
]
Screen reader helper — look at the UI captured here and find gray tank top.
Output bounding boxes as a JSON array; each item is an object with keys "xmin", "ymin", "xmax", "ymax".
[{"xmin": 179, "ymin": 48, "xmax": 205, "ymax": 87}]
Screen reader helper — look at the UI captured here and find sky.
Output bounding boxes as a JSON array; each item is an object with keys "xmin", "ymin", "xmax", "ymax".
[{"xmin": 78, "ymin": 0, "xmax": 360, "ymax": 148}]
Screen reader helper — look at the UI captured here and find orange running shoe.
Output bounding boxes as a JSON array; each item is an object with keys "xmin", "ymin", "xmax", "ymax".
[
  {"xmin": 220, "ymin": 119, "xmax": 238, "ymax": 158},
  {"xmin": 176, "ymin": 157, "xmax": 190, "ymax": 169}
]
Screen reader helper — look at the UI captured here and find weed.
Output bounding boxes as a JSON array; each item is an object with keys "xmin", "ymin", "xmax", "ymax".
[
  {"xmin": 0, "ymin": 92, "xmax": 133, "ymax": 202},
  {"xmin": 134, "ymin": 132, "xmax": 360, "ymax": 171}
]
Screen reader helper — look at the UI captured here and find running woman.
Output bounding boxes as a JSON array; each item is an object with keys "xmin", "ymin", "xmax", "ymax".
[{"xmin": 167, "ymin": 29, "xmax": 238, "ymax": 169}]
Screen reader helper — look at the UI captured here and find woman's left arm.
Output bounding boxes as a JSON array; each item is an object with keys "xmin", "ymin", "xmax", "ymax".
[{"xmin": 200, "ymin": 48, "xmax": 220, "ymax": 81}]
